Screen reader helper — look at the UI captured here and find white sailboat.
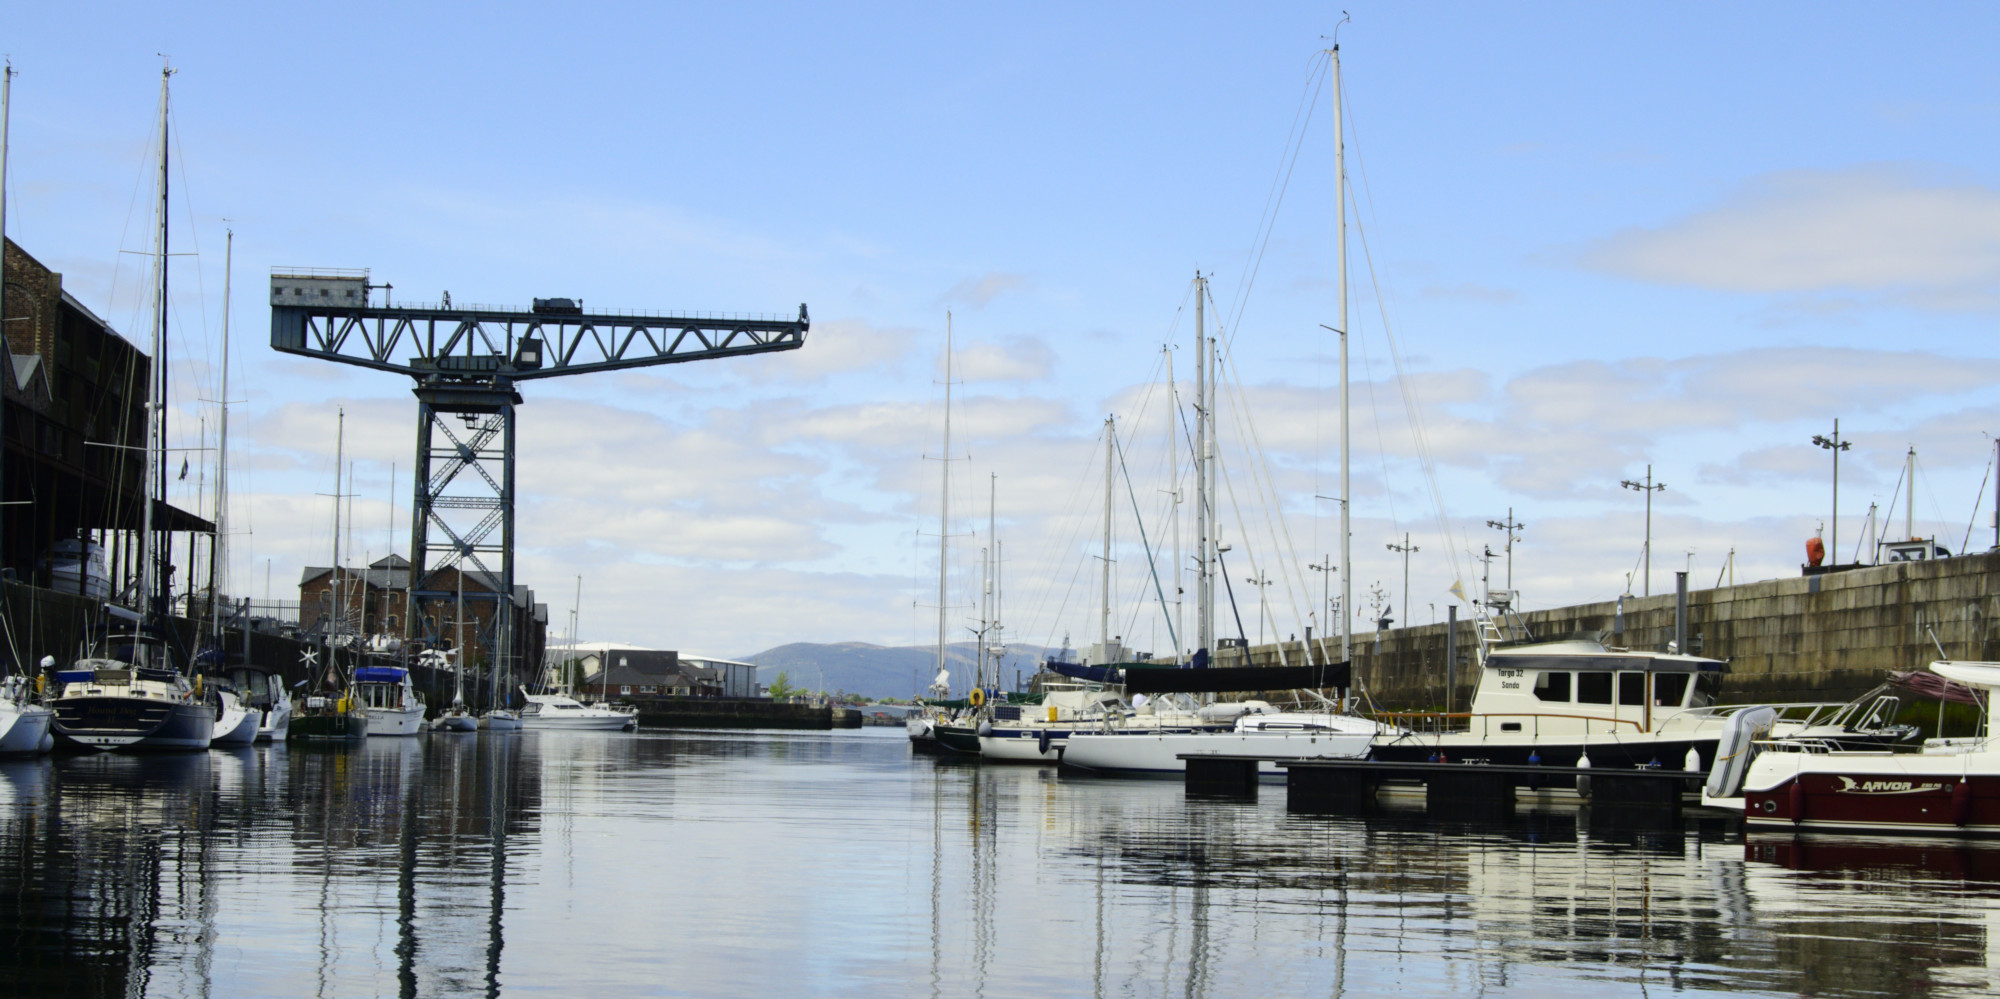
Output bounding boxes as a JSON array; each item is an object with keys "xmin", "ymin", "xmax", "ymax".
[
  {"xmin": 1066, "ymin": 49, "xmax": 1379, "ymax": 774},
  {"xmin": 358, "ymin": 665, "xmax": 426, "ymax": 737},
  {"xmin": 431, "ymin": 572, "xmax": 477, "ymax": 731}
]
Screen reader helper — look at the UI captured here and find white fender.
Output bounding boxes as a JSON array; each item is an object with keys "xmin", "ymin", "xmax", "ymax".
[{"xmin": 1704, "ymin": 706, "xmax": 1777, "ymax": 799}]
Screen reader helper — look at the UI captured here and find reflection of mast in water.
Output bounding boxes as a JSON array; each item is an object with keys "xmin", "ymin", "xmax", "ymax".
[
  {"xmin": 484, "ymin": 734, "xmax": 515, "ymax": 997},
  {"xmin": 929, "ymin": 765, "xmax": 943, "ymax": 999},
  {"xmin": 968, "ymin": 769, "xmax": 995, "ymax": 998},
  {"xmin": 396, "ymin": 742, "xmax": 422, "ymax": 999}
]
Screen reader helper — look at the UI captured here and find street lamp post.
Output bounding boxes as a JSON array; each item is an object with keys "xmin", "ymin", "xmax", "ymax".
[
  {"xmin": 1485, "ymin": 509, "xmax": 1523, "ymax": 600},
  {"xmin": 1307, "ymin": 554, "xmax": 1336, "ymax": 663},
  {"xmin": 1620, "ymin": 465, "xmax": 1667, "ymax": 597},
  {"xmin": 1811, "ymin": 419, "xmax": 1851, "ymax": 565},
  {"xmin": 1385, "ymin": 534, "xmax": 1418, "ymax": 636}
]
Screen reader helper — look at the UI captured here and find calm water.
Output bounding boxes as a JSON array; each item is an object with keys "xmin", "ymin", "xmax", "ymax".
[{"xmin": 0, "ymin": 729, "xmax": 1995, "ymax": 998}]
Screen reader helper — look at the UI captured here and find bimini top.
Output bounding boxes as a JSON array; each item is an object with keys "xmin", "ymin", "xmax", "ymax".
[
  {"xmin": 1486, "ymin": 638, "xmax": 1726, "ymax": 674},
  {"xmin": 354, "ymin": 666, "xmax": 409, "ymax": 684},
  {"xmin": 1932, "ymin": 660, "xmax": 2000, "ymax": 691}
]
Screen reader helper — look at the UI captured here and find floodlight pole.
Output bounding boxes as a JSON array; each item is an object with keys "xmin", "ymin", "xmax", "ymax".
[
  {"xmin": 1620, "ymin": 466, "xmax": 1666, "ymax": 597},
  {"xmin": 1811, "ymin": 419, "xmax": 1851, "ymax": 564}
]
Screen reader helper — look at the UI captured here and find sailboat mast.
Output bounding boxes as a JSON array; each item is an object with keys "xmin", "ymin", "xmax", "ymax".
[
  {"xmin": 1167, "ymin": 346, "xmax": 1183, "ymax": 663},
  {"xmin": 0, "ymin": 62, "xmax": 12, "ymax": 567},
  {"xmin": 211, "ymin": 229, "xmax": 231, "ymax": 646},
  {"xmin": 142, "ymin": 65, "xmax": 173, "ymax": 645},
  {"xmin": 934, "ymin": 315, "xmax": 953, "ymax": 692},
  {"xmin": 332, "ymin": 410, "xmax": 344, "ymax": 650},
  {"xmin": 1102, "ymin": 416, "xmax": 1114, "ymax": 658},
  {"xmin": 455, "ymin": 569, "xmax": 466, "ymax": 706},
  {"xmin": 1906, "ymin": 446, "xmax": 1916, "ymax": 542},
  {"xmin": 1194, "ymin": 274, "xmax": 1212, "ymax": 659},
  {"xmin": 1333, "ymin": 44, "xmax": 1352, "ymax": 663}
]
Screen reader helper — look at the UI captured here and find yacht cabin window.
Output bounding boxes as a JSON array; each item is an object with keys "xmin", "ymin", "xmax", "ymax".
[
  {"xmin": 1690, "ymin": 672, "xmax": 1721, "ymax": 708},
  {"xmin": 1653, "ymin": 673, "xmax": 1690, "ymax": 708},
  {"xmin": 1533, "ymin": 671, "xmax": 1571, "ymax": 702},
  {"xmin": 1618, "ymin": 672, "xmax": 1646, "ymax": 706},
  {"xmin": 1576, "ymin": 672, "xmax": 1613, "ymax": 705}
]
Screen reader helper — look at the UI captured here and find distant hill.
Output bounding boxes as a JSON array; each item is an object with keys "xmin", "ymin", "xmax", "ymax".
[{"xmin": 740, "ymin": 641, "xmax": 1053, "ymax": 700}]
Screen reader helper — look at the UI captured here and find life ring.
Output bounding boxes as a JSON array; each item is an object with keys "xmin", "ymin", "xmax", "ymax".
[{"xmin": 969, "ymin": 688, "xmax": 985, "ymax": 708}]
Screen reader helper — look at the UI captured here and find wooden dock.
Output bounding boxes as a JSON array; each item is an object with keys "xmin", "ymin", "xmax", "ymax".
[{"xmin": 1181, "ymin": 754, "xmax": 1702, "ymax": 823}]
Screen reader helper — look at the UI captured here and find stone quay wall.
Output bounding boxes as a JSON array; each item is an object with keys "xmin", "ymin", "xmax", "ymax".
[{"xmin": 1215, "ymin": 550, "xmax": 2000, "ymax": 711}]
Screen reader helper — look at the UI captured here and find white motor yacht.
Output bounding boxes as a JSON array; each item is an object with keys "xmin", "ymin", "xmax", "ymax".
[
  {"xmin": 520, "ymin": 689, "xmax": 636, "ymax": 731},
  {"xmin": 209, "ymin": 683, "xmax": 260, "ymax": 746},
  {"xmin": 253, "ymin": 672, "xmax": 293, "ymax": 743},
  {"xmin": 1706, "ymin": 660, "xmax": 2000, "ymax": 836},
  {"xmin": 355, "ymin": 666, "xmax": 426, "ymax": 737},
  {"xmin": 0, "ymin": 671, "xmax": 54, "ymax": 756}
]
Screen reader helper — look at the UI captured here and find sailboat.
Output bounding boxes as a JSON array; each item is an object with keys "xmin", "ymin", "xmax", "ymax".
[
  {"xmin": 201, "ymin": 230, "xmax": 260, "ymax": 748},
  {"xmin": 0, "ymin": 70, "xmax": 53, "ymax": 756},
  {"xmin": 288, "ymin": 410, "xmax": 369, "ymax": 741},
  {"xmin": 919, "ymin": 317, "xmax": 988, "ymax": 756},
  {"xmin": 49, "ymin": 66, "xmax": 214, "ymax": 752},
  {"xmin": 431, "ymin": 572, "xmax": 477, "ymax": 731},
  {"xmin": 1063, "ymin": 49, "xmax": 1381, "ymax": 775}
]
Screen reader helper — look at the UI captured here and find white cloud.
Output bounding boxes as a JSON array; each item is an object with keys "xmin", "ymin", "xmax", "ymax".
[
  {"xmin": 1583, "ymin": 165, "xmax": 2000, "ymax": 311},
  {"xmin": 955, "ymin": 336, "xmax": 1054, "ymax": 382},
  {"xmin": 940, "ymin": 271, "xmax": 1030, "ymax": 309}
]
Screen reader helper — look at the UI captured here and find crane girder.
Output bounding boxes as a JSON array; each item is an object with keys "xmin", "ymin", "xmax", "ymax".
[{"xmin": 271, "ymin": 301, "xmax": 809, "ymax": 381}]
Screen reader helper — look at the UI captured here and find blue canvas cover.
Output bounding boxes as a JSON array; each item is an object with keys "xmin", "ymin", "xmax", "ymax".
[{"xmin": 354, "ymin": 667, "xmax": 408, "ymax": 684}]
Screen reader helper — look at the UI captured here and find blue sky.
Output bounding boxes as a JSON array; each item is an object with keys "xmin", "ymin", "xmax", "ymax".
[{"xmin": 7, "ymin": 2, "xmax": 1997, "ymax": 664}]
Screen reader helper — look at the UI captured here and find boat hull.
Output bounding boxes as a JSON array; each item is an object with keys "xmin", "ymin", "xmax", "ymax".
[
  {"xmin": 1367, "ymin": 733, "xmax": 1715, "ymax": 770},
  {"xmin": 367, "ymin": 705, "xmax": 427, "ymax": 737},
  {"xmin": 432, "ymin": 711, "xmax": 478, "ymax": 733},
  {"xmin": 932, "ymin": 723, "xmax": 983, "ymax": 755},
  {"xmin": 1063, "ymin": 730, "xmax": 1373, "ymax": 776},
  {"xmin": 212, "ymin": 708, "xmax": 260, "ymax": 746},
  {"xmin": 256, "ymin": 701, "xmax": 292, "ymax": 743},
  {"xmin": 52, "ymin": 696, "xmax": 213, "ymax": 751},
  {"xmin": 288, "ymin": 711, "xmax": 369, "ymax": 742},
  {"xmin": 1743, "ymin": 754, "xmax": 2000, "ymax": 836},
  {"xmin": 521, "ymin": 714, "xmax": 631, "ymax": 731},
  {"xmin": 481, "ymin": 712, "xmax": 523, "ymax": 732},
  {"xmin": 0, "ymin": 704, "xmax": 54, "ymax": 755}
]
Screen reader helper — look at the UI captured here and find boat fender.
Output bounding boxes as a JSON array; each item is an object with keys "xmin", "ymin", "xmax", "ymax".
[
  {"xmin": 1787, "ymin": 779, "xmax": 1806, "ymax": 824},
  {"xmin": 1575, "ymin": 750, "xmax": 1591, "ymax": 798},
  {"xmin": 34, "ymin": 675, "xmax": 44, "ymax": 695},
  {"xmin": 1038, "ymin": 729, "xmax": 1052, "ymax": 755},
  {"xmin": 194, "ymin": 675, "xmax": 203, "ymax": 697},
  {"xmin": 969, "ymin": 688, "xmax": 985, "ymax": 708},
  {"xmin": 1704, "ymin": 706, "xmax": 1777, "ymax": 799},
  {"xmin": 1528, "ymin": 750, "xmax": 1540, "ymax": 765},
  {"xmin": 37, "ymin": 733, "xmax": 52, "ymax": 754},
  {"xmin": 1685, "ymin": 747, "xmax": 1702, "ymax": 773},
  {"xmin": 977, "ymin": 721, "xmax": 992, "ymax": 737},
  {"xmin": 1953, "ymin": 779, "xmax": 1974, "ymax": 827}
]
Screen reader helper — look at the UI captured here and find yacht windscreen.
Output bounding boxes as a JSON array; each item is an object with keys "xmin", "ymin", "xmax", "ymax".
[{"xmin": 1654, "ymin": 672, "xmax": 1691, "ymax": 707}]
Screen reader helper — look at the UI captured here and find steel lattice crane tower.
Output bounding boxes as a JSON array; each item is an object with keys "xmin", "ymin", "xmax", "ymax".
[{"xmin": 270, "ymin": 269, "xmax": 807, "ymax": 682}]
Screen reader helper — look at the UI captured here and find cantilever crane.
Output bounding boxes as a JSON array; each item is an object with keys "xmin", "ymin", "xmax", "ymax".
[{"xmin": 270, "ymin": 270, "xmax": 807, "ymax": 686}]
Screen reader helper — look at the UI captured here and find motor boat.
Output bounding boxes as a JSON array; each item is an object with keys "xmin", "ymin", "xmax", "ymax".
[
  {"xmin": 1709, "ymin": 660, "xmax": 2000, "ymax": 836},
  {"xmin": 208, "ymin": 682, "xmax": 260, "ymax": 746},
  {"xmin": 355, "ymin": 666, "xmax": 426, "ymax": 737},
  {"xmin": 519, "ymin": 689, "xmax": 636, "ymax": 731},
  {"xmin": 0, "ymin": 669, "xmax": 54, "ymax": 756},
  {"xmin": 42, "ymin": 537, "xmax": 110, "ymax": 601},
  {"xmin": 252, "ymin": 672, "xmax": 293, "ymax": 743}
]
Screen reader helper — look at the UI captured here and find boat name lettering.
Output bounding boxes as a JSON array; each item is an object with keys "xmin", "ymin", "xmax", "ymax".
[{"xmin": 1833, "ymin": 776, "xmax": 1947, "ymax": 795}]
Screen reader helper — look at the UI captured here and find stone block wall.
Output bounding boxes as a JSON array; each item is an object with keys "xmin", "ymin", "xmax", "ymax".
[{"xmin": 1217, "ymin": 551, "xmax": 2000, "ymax": 710}]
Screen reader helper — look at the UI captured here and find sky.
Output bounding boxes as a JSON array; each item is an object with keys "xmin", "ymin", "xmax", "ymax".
[{"xmin": 5, "ymin": 2, "xmax": 1997, "ymax": 670}]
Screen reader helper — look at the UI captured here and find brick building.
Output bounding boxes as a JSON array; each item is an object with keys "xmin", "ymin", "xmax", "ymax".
[
  {"xmin": 299, "ymin": 554, "xmax": 547, "ymax": 668},
  {"xmin": 4, "ymin": 237, "xmax": 211, "ymax": 595}
]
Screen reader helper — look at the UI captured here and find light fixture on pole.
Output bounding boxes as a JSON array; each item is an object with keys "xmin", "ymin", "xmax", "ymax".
[
  {"xmin": 1811, "ymin": 419, "xmax": 1851, "ymax": 566},
  {"xmin": 1484, "ymin": 508, "xmax": 1523, "ymax": 602},
  {"xmin": 1385, "ymin": 534, "xmax": 1418, "ymax": 636},
  {"xmin": 1620, "ymin": 465, "xmax": 1666, "ymax": 597}
]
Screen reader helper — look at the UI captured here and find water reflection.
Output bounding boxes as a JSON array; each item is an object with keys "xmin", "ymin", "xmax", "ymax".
[{"xmin": 0, "ymin": 730, "xmax": 1992, "ymax": 997}]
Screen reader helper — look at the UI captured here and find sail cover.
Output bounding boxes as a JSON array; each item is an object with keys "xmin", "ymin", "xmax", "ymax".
[{"xmin": 1122, "ymin": 661, "xmax": 1351, "ymax": 694}]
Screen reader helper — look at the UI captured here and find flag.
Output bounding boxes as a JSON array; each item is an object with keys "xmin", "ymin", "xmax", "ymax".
[
  {"xmin": 178, "ymin": 457, "xmax": 189, "ymax": 480},
  {"xmin": 1448, "ymin": 579, "xmax": 1467, "ymax": 603}
]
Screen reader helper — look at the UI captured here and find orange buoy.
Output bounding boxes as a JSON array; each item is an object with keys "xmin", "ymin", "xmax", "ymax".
[{"xmin": 1805, "ymin": 536, "xmax": 1825, "ymax": 567}]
